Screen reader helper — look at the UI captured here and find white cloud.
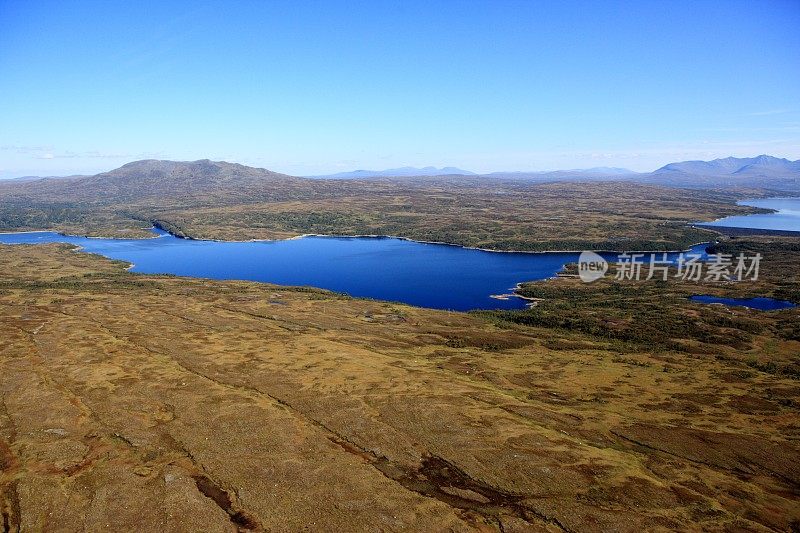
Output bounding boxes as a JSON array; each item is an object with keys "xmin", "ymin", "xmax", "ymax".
[
  {"xmin": 748, "ymin": 109, "xmax": 792, "ymax": 116},
  {"xmin": 0, "ymin": 144, "xmax": 54, "ymax": 154}
]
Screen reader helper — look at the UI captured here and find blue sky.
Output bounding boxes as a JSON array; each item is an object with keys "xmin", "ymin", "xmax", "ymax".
[{"xmin": 1, "ymin": 0, "xmax": 799, "ymax": 178}]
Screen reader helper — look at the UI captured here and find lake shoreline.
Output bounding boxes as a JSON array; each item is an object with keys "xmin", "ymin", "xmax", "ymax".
[
  {"xmin": 0, "ymin": 226, "xmax": 716, "ymax": 254},
  {"xmin": 693, "ymin": 224, "xmax": 800, "ymax": 237},
  {"xmin": 0, "ymin": 229, "xmax": 711, "ymax": 312},
  {"xmin": 698, "ymin": 197, "xmax": 800, "ymax": 234}
]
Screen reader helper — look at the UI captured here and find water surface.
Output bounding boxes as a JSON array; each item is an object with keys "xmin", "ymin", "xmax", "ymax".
[
  {"xmin": 690, "ymin": 295, "xmax": 796, "ymax": 311},
  {"xmin": 702, "ymin": 197, "xmax": 800, "ymax": 232},
  {"xmin": 0, "ymin": 229, "xmax": 713, "ymax": 311}
]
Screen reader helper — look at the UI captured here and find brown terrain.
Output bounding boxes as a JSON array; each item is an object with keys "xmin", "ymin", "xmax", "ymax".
[
  {"xmin": 0, "ymin": 159, "xmax": 766, "ymax": 251},
  {"xmin": 0, "ymin": 242, "xmax": 798, "ymax": 532}
]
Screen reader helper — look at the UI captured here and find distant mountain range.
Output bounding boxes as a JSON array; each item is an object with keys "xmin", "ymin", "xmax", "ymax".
[
  {"xmin": 654, "ymin": 155, "xmax": 800, "ymax": 177},
  {"xmin": 5, "ymin": 155, "xmax": 800, "ymax": 192},
  {"xmin": 308, "ymin": 166, "xmax": 475, "ymax": 179},
  {"xmin": 641, "ymin": 155, "xmax": 800, "ymax": 191}
]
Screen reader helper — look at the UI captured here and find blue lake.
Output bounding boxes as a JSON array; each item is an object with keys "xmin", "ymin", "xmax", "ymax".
[
  {"xmin": 0, "ymin": 229, "xmax": 708, "ymax": 311},
  {"xmin": 690, "ymin": 295, "xmax": 796, "ymax": 311},
  {"xmin": 702, "ymin": 197, "xmax": 800, "ymax": 232}
]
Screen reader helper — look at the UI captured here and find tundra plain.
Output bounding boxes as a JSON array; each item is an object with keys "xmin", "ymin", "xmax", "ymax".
[{"xmin": 0, "ymin": 241, "xmax": 798, "ymax": 532}]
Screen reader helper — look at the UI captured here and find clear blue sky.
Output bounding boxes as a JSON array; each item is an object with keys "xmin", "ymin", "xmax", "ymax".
[{"xmin": 1, "ymin": 0, "xmax": 799, "ymax": 178}]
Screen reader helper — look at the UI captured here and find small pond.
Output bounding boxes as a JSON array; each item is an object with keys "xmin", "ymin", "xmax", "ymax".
[{"xmin": 689, "ymin": 295, "xmax": 796, "ymax": 311}]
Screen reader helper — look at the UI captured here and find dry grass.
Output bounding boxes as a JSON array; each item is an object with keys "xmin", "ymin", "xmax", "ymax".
[
  {"xmin": 0, "ymin": 174, "xmax": 761, "ymax": 251},
  {"xmin": 1, "ymin": 243, "xmax": 798, "ymax": 531}
]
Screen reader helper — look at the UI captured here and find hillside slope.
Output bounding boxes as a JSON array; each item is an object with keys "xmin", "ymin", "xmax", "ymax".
[{"xmin": 0, "ymin": 159, "xmax": 307, "ymax": 206}]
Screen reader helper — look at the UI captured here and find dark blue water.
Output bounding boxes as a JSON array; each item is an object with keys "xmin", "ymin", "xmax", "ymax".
[
  {"xmin": 702, "ymin": 197, "xmax": 800, "ymax": 232},
  {"xmin": 0, "ymin": 229, "xmax": 707, "ymax": 311},
  {"xmin": 690, "ymin": 295, "xmax": 796, "ymax": 311}
]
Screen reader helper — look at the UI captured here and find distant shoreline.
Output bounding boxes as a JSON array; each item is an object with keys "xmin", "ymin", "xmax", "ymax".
[
  {"xmin": 0, "ymin": 226, "xmax": 714, "ymax": 255},
  {"xmin": 154, "ymin": 228, "xmax": 715, "ymax": 255},
  {"xmin": 693, "ymin": 224, "xmax": 800, "ymax": 237}
]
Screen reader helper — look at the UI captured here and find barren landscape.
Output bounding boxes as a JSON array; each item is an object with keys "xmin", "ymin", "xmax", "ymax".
[
  {"xmin": 3, "ymin": 2, "xmax": 799, "ymax": 531},
  {"xmin": 0, "ymin": 240, "xmax": 798, "ymax": 532},
  {"xmin": 0, "ymin": 160, "xmax": 766, "ymax": 251}
]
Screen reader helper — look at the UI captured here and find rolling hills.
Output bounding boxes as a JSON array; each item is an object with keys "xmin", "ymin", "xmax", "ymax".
[{"xmin": 0, "ymin": 159, "xmax": 762, "ymax": 250}]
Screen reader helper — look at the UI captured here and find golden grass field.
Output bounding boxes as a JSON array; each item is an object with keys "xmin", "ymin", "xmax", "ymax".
[{"xmin": 1, "ymin": 242, "xmax": 798, "ymax": 532}]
